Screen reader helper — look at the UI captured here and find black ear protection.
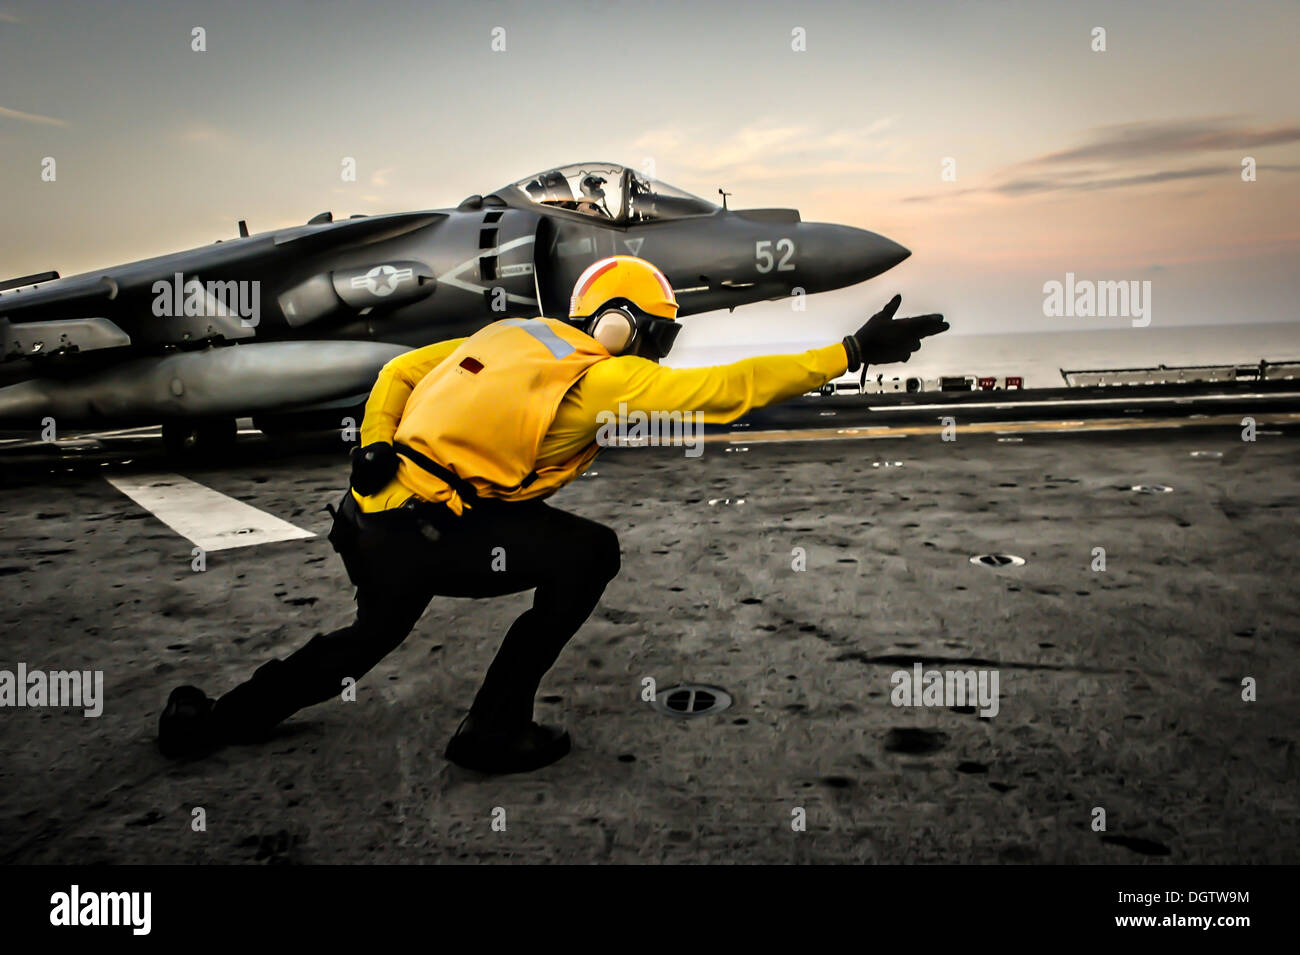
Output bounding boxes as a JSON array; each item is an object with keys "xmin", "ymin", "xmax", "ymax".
[{"xmin": 585, "ymin": 297, "xmax": 680, "ymax": 360}]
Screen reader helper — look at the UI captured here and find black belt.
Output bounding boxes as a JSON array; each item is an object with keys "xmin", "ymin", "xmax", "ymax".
[
  {"xmin": 393, "ymin": 441, "xmax": 481, "ymax": 502},
  {"xmin": 393, "ymin": 441, "xmax": 542, "ymax": 502}
]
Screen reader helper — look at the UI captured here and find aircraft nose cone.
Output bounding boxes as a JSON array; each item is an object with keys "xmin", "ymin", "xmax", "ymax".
[{"xmin": 799, "ymin": 224, "xmax": 910, "ymax": 291}]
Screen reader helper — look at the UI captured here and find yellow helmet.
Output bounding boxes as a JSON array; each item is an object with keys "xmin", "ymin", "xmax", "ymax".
[
  {"xmin": 568, "ymin": 256, "xmax": 680, "ymax": 359},
  {"xmin": 569, "ymin": 256, "xmax": 678, "ymax": 321}
]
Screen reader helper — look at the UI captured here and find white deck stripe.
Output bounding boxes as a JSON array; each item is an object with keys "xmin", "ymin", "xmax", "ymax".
[{"xmin": 105, "ymin": 473, "xmax": 315, "ymax": 551}]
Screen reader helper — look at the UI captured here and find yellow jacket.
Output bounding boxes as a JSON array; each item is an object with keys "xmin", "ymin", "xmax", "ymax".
[{"xmin": 354, "ymin": 321, "xmax": 848, "ymax": 514}]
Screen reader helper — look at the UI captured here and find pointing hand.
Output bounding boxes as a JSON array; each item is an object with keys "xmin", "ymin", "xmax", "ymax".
[{"xmin": 843, "ymin": 294, "xmax": 949, "ymax": 371}]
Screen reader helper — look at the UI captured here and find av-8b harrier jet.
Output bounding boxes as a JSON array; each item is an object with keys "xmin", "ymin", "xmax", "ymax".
[{"xmin": 0, "ymin": 162, "xmax": 910, "ymax": 453}]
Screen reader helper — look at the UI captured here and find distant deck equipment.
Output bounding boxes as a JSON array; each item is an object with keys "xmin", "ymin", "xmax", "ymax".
[{"xmin": 1061, "ymin": 360, "xmax": 1300, "ymax": 388}]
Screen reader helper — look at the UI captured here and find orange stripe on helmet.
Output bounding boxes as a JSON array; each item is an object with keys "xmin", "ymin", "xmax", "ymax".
[
  {"xmin": 575, "ymin": 259, "xmax": 620, "ymax": 301},
  {"xmin": 569, "ymin": 255, "xmax": 677, "ymax": 320},
  {"xmin": 652, "ymin": 268, "xmax": 674, "ymax": 301}
]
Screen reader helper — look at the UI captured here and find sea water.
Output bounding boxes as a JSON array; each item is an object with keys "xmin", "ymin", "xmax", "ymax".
[{"xmin": 668, "ymin": 323, "xmax": 1300, "ymax": 389}]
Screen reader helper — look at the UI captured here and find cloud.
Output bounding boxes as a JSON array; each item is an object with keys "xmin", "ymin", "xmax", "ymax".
[
  {"xmin": 906, "ymin": 117, "xmax": 1300, "ymax": 202},
  {"xmin": 0, "ymin": 105, "xmax": 66, "ymax": 126},
  {"xmin": 990, "ymin": 165, "xmax": 1228, "ymax": 196},
  {"xmin": 0, "ymin": 11, "xmax": 22, "ymax": 23},
  {"xmin": 1029, "ymin": 118, "xmax": 1300, "ymax": 165},
  {"xmin": 173, "ymin": 123, "xmax": 239, "ymax": 148},
  {"xmin": 632, "ymin": 118, "xmax": 902, "ymax": 184}
]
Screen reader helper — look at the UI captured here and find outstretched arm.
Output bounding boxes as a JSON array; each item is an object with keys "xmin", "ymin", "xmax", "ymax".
[
  {"xmin": 578, "ymin": 294, "xmax": 948, "ymax": 425},
  {"xmin": 582, "ymin": 343, "xmax": 849, "ymax": 425}
]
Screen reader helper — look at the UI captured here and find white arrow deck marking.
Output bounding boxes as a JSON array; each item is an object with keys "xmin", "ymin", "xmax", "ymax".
[{"xmin": 105, "ymin": 473, "xmax": 315, "ymax": 551}]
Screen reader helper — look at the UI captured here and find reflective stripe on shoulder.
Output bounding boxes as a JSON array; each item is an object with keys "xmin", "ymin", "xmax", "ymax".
[{"xmin": 500, "ymin": 318, "xmax": 575, "ymax": 359}]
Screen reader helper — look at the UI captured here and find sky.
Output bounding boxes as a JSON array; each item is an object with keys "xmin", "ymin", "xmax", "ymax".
[{"xmin": 1, "ymin": 0, "xmax": 1298, "ymax": 351}]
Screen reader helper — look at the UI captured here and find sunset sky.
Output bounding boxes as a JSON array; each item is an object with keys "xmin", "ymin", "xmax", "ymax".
[{"xmin": 2, "ymin": 0, "xmax": 1297, "ymax": 348}]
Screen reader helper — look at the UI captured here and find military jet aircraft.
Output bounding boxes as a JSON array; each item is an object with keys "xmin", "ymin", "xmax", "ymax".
[{"xmin": 0, "ymin": 161, "xmax": 910, "ymax": 453}]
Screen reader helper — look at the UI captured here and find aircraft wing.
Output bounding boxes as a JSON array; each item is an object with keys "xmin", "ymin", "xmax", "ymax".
[{"xmin": 0, "ymin": 211, "xmax": 444, "ymax": 323}]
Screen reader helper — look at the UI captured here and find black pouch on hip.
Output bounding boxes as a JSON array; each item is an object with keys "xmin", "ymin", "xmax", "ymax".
[{"xmin": 325, "ymin": 491, "xmax": 366, "ymax": 587}]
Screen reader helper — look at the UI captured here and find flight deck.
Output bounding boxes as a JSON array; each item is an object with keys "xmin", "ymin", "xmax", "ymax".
[{"xmin": 1, "ymin": 386, "xmax": 1296, "ymax": 863}]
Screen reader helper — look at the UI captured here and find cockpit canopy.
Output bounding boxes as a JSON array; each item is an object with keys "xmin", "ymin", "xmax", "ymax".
[{"xmin": 504, "ymin": 163, "xmax": 719, "ymax": 222}]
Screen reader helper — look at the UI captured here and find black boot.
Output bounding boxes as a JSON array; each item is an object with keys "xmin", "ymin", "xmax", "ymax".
[
  {"xmin": 157, "ymin": 685, "xmax": 218, "ymax": 759},
  {"xmin": 443, "ymin": 715, "xmax": 571, "ymax": 774}
]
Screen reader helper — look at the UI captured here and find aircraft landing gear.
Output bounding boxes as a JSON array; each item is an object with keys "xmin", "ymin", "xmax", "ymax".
[
  {"xmin": 254, "ymin": 402, "xmax": 365, "ymax": 447},
  {"xmin": 162, "ymin": 417, "xmax": 237, "ymax": 458}
]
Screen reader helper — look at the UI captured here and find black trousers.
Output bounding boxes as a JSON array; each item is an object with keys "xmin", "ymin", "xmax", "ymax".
[{"xmin": 212, "ymin": 493, "xmax": 621, "ymax": 740}]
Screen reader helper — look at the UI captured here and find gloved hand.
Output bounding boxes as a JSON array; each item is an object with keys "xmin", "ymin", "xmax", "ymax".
[
  {"xmin": 349, "ymin": 441, "xmax": 399, "ymax": 496},
  {"xmin": 843, "ymin": 294, "xmax": 949, "ymax": 371}
]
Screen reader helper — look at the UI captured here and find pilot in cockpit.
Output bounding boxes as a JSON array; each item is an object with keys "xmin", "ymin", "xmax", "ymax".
[{"xmin": 574, "ymin": 174, "xmax": 611, "ymax": 218}]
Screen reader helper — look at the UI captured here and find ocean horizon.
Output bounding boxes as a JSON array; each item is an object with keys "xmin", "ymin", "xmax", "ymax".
[{"xmin": 667, "ymin": 322, "xmax": 1300, "ymax": 389}]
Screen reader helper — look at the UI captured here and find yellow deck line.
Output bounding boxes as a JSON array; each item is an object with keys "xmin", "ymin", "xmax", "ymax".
[{"xmin": 712, "ymin": 412, "xmax": 1300, "ymax": 445}]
